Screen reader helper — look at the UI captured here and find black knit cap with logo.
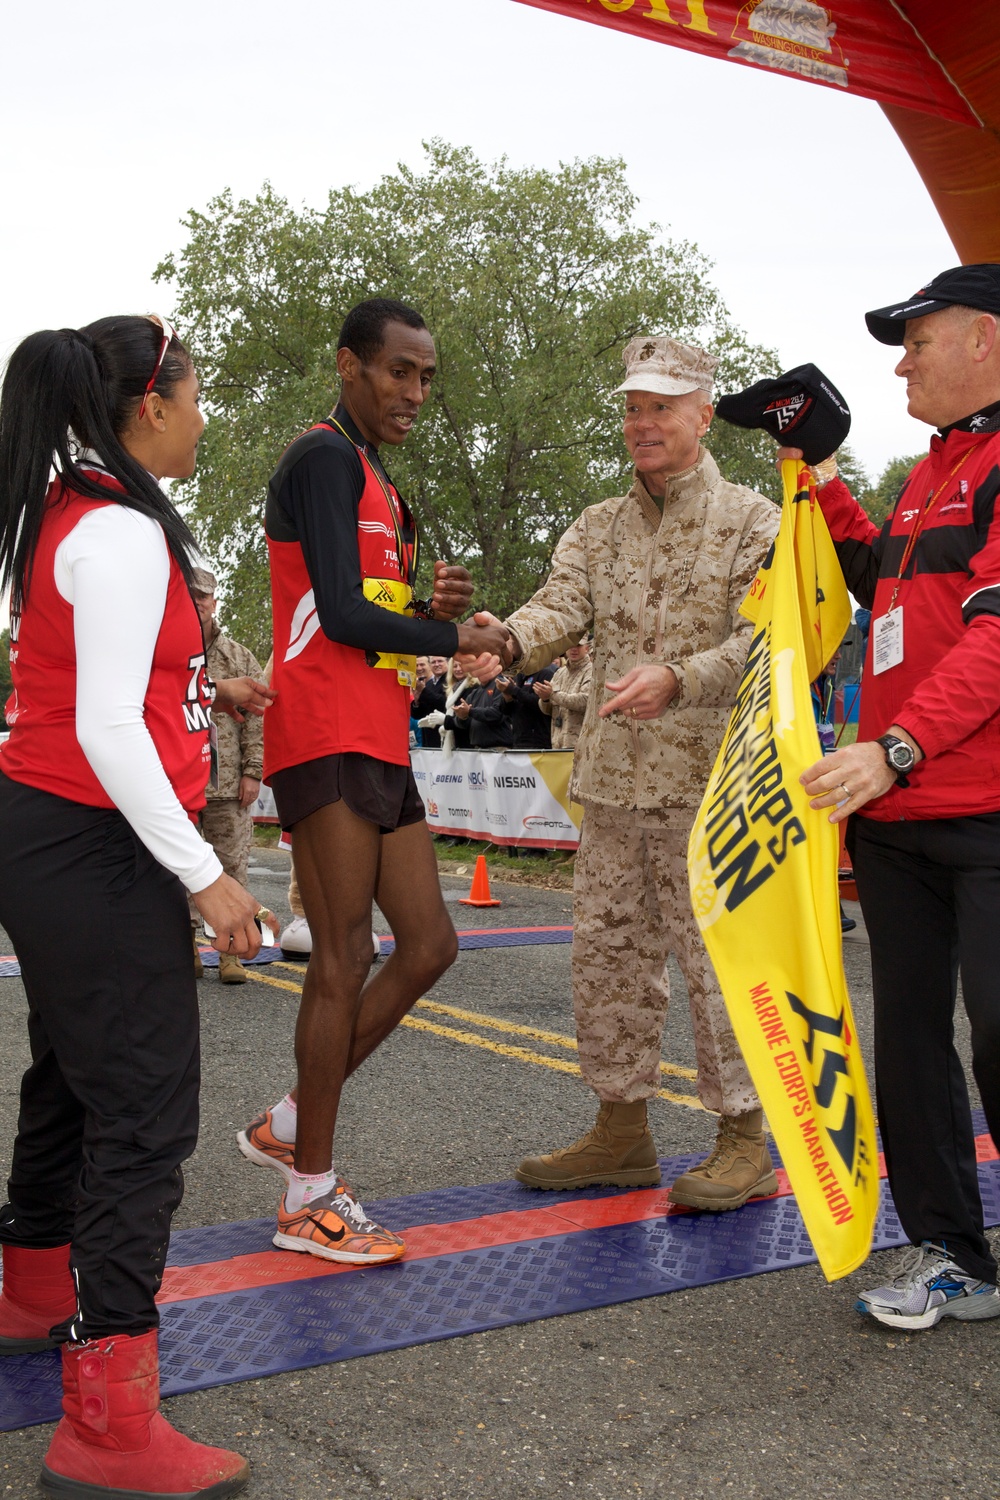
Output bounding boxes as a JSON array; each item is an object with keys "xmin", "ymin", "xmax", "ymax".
[
  {"xmin": 865, "ymin": 263, "xmax": 1000, "ymax": 345},
  {"xmin": 715, "ymin": 364, "xmax": 851, "ymax": 465}
]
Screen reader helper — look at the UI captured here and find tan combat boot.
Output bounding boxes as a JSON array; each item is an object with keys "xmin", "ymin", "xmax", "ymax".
[
  {"xmin": 192, "ymin": 930, "xmax": 203, "ymax": 980},
  {"xmin": 516, "ymin": 1101, "xmax": 661, "ymax": 1190},
  {"xmin": 667, "ymin": 1108, "xmax": 779, "ymax": 1211},
  {"xmin": 219, "ymin": 952, "xmax": 248, "ymax": 985}
]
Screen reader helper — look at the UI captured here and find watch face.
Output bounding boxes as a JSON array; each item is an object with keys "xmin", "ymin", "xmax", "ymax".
[{"xmin": 888, "ymin": 742, "xmax": 915, "ymax": 770}]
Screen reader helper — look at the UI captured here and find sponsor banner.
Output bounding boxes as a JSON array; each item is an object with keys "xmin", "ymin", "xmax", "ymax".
[
  {"xmin": 512, "ymin": 1, "xmax": 977, "ymax": 125},
  {"xmin": 255, "ymin": 784, "xmax": 280, "ymax": 822},
  {"xmin": 254, "ymin": 750, "xmax": 584, "ymax": 849},
  {"xmin": 412, "ymin": 749, "xmax": 583, "ymax": 848},
  {"xmin": 688, "ymin": 459, "xmax": 877, "ymax": 1281}
]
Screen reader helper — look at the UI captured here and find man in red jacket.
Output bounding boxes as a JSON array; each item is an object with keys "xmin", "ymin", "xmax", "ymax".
[{"xmin": 785, "ymin": 264, "xmax": 1000, "ymax": 1331}]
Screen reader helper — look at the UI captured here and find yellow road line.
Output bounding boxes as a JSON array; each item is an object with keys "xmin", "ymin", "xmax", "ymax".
[
  {"xmin": 399, "ymin": 1014, "xmax": 705, "ymax": 1111},
  {"xmin": 416, "ymin": 996, "xmax": 698, "ymax": 1083},
  {"xmin": 266, "ymin": 965, "xmax": 697, "ymax": 1082},
  {"xmin": 249, "ymin": 967, "xmax": 703, "ymax": 1110},
  {"xmin": 244, "ymin": 970, "xmax": 305, "ymax": 995}
]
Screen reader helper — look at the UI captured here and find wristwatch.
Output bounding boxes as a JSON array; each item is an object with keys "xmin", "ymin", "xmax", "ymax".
[{"xmin": 876, "ymin": 733, "xmax": 915, "ymax": 787}]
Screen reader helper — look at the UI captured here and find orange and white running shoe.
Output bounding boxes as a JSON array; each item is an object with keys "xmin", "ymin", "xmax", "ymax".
[
  {"xmin": 236, "ymin": 1109, "xmax": 295, "ymax": 1181},
  {"xmin": 273, "ymin": 1183, "xmax": 405, "ymax": 1265}
]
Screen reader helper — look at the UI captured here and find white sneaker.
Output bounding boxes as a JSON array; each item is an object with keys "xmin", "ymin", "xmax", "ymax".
[
  {"xmin": 280, "ymin": 916, "xmax": 382, "ymax": 964},
  {"xmin": 856, "ymin": 1241, "xmax": 1000, "ymax": 1330},
  {"xmin": 279, "ymin": 915, "xmax": 312, "ymax": 957}
]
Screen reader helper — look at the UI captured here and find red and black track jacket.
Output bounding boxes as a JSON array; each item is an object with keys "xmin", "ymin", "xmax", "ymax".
[{"xmin": 817, "ymin": 415, "xmax": 1000, "ymax": 821}]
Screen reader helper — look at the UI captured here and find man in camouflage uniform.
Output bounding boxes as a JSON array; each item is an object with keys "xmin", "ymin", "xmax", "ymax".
[
  {"xmin": 494, "ymin": 335, "xmax": 780, "ymax": 1208},
  {"xmin": 536, "ymin": 639, "xmax": 593, "ymax": 750},
  {"xmin": 190, "ymin": 569, "xmax": 265, "ymax": 984}
]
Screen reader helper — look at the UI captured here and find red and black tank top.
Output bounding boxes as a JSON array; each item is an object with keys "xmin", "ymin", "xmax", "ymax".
[{"xmin": 0, "ymin": 480, "xmax": 213, "ymax": 813}]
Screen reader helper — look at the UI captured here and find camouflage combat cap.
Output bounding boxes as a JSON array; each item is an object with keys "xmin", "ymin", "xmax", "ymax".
[
  {"xmin": 191, "ymin": 567, "xmax": 217, "ymax": 596},
  {"xmin": 614, "ymin": 335, "xmax": 718, "ymax": 399}
]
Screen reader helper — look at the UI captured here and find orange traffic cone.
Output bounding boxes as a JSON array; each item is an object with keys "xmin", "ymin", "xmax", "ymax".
[{"xmin": 459, "ymin": 854, "xmax": 501, "ymax": 907}]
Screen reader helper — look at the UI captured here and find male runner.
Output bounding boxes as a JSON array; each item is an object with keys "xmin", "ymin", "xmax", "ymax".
[{"xmin": 239, "ymin": 298, "xmax": 508, "ymax": 1262}]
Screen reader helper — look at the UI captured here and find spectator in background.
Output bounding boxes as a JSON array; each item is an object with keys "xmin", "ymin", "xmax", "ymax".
[
  {"xmin": 190, "ymin": 569, "xmax": 265, "ymax": 985},
  {"xmin": 537, "ymin": 638, "xmax": 593, "ymax": 750},
  {"xmin": 498, "ymin": 666, "xmax": 555, "ymax": 749},
  {"xmin": 439, "ymin": 661, "xmax": 473, "ymax": 752},
  {"xmin": 410, "ymin": 657, "xmax": 430, "ymax": 746},
  {"xmin": 413, "ymin": 653, "xmax": 448, "ymax": 748},
  {"xmin": 452, "ymin": 674, "xmax": 513, "ymax": 749}
]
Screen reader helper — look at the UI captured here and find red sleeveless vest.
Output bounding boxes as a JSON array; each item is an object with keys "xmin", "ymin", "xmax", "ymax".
[{"xmin": 0, "ymin": 481, "xmax": 213, "ymax": 813}]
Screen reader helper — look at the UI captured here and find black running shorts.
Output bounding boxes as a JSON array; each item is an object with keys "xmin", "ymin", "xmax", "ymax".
[{"xmin": 270, "ymin": 751, "xmax": 425, "ymax": 834}]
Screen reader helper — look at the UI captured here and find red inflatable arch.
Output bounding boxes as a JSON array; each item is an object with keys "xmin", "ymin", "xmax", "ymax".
[{"xmin": 513, "ymin": 1, "xmax": 1000, "ymax": 263}]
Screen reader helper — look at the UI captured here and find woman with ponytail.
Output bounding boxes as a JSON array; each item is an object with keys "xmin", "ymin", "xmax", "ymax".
[{"xmin": 0, "ymin": 315, "xmax": 270, "ymax": 1499}]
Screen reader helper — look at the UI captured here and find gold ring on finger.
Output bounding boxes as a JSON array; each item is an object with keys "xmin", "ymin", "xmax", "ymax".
[{"xmin": 839, "ymin": 783, "xmax": 851, "ymax": 798}]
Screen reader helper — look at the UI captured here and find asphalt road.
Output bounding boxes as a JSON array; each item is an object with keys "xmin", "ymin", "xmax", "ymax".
[{"xmin": 1, "ymin": 845, "xmax": 997, "ymax": 1500}]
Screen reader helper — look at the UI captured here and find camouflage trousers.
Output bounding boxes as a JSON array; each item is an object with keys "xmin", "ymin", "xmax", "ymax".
[
  {"xmin": 187, "ymin": 800, "xmax": 253, "ymax": 922},
  {"xmin": 572, "ymin": 800, "xmax": 758, "ymax": 1117},
  {"xmin": 288, "ymin": 860, "xmax": 304, "ymax": 917}
]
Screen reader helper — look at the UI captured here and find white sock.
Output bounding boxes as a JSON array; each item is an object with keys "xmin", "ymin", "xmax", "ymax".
[
  {"xmin": 270, "ymin": 1094, "xmax": 297, "ymax": 1142},
  {"xmin": 284, "ymin": 1167, "xmax": 338, "ymax": 1212}
]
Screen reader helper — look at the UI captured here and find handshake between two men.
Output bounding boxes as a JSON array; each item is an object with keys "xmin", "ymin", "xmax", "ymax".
[
  {"xmin": 437, "ymin": 551, "xmax": 677, "ymax": 723},
  {"xmin": 454, "ymin": 601, "xmax": 678, "ymax": 723}
]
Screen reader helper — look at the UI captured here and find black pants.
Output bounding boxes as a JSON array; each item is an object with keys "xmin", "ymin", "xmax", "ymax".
[
  {"xmin": 0, "ymin": 773, "xmax": 200, "ymax": 1337},
  {"xmin": 851, "ymin": 812, "xmax": 1000, "ymax": 1283}
]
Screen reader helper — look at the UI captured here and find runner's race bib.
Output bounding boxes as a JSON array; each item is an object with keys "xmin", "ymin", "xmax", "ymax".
[{"xmin": 362, "ymin": 577, "xmax": 418, "ymax": 686}]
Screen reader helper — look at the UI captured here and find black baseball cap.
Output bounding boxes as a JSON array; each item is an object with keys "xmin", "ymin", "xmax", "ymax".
[
  {"xmin": 715, "ymin": 364, "xmax": 851, "ymax": 465},
  {"xmin": 865, "ymin": 263, "xmax": 1000, "ymax": 345}
]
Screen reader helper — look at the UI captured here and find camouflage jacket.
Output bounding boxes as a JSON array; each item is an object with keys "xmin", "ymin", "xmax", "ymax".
[
  {"xmin": 541, "ymin": 657, "xmax": 594, "ymax": 750},
  {"xmin": 505, "ymin": 448, "xmax": 778, "ymax": 814},
  {"xmin": 205, "ymin": 624, "xmax": 265, "ymax": 800}
]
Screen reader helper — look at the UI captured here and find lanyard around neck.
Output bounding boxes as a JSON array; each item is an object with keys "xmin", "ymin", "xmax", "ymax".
[
  {"xmin": 887, "ymin": 447, "xmax": 974, "ymax": 612},
  {"xmin": 326, "ymin": 416, "xmax": 417, "ymax": 584}
]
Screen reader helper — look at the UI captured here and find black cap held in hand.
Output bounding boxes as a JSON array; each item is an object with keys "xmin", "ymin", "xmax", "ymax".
[
  {"xmin": 865, "ymin": 263, "xmax": 1000, "ymax": 345},
  {"xmin": 715, "ymin": 364, "xmax": 851, "ymax": 465}
]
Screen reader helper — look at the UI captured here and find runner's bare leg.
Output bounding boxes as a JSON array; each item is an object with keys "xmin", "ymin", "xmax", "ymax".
[
  {"xmin": 349, "ymin": 817, "xmax": 457, "ymax": 1073},
  {"xmin": 290, "ymin": 803, "xmax": 457, "ymax": 1173}
]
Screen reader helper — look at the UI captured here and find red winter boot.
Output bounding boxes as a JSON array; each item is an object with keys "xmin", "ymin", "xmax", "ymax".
[
  {"xmin": 40, "ymin": 1329, "xmax": 249, "ymax": 1498},
  {"xmin": 0, "ymin": 1242, "xmax": 77, "ymax": 1355}
]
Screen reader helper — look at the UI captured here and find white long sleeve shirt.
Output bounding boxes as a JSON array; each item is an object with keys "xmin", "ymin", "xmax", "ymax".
[{"xmin": 54, "ymin": 505, "xmax": 222, "ymax": 893}]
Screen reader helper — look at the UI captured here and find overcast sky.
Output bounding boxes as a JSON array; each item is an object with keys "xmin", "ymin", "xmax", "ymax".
[{"xmin": 2, "ymin": 0, "xmax": 957, "ymax": 481}]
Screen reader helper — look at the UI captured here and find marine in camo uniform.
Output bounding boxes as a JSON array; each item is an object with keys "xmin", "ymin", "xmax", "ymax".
[
  {"xmin": 190, "ymin": 569, "xmax": 264, "ymax": 984},
  {"xmin": 537, "ymin": 639, "xmax": 593, "ymax": 750},
  {"xmin": 499, "ymin": 335, "xmax": 781, "ymax": 1209}
]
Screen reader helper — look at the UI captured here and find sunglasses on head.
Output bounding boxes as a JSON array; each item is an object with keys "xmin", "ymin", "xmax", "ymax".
[{"xmin": 137, "ymin": 313, "xmax": 178, "ymax": 421}]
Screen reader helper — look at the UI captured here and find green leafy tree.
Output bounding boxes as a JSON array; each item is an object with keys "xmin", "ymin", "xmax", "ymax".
[
  {"xmin": 157, "ymin": 142, "xmax": 780, "ymax": 655},
  {"xmin": 831, "ymin": 444, "xmax": 871, "ymax": 505},
  {"xmin": 859, "ymin": 452, "xmax": 924, "ymax": 527}
]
